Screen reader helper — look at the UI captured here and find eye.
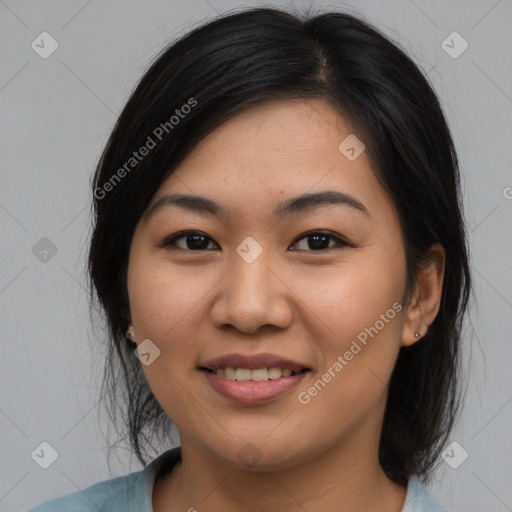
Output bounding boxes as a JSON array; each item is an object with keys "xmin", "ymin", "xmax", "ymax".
[
  {"xmin": 290, "ymin": 231, "xmax": 349, "ymax": 251},
  {"xmin": 162, "ymin": 231, "xmax": 219, "ymax": 251},
  {"xmin": 161, "ymin": 230, "xmax": 349, "ymax": 252}
]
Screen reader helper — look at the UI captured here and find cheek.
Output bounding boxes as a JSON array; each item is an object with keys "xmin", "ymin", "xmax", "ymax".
[
  {"xmin": 294, "ymin": 256, "xmax": 405, "ymax": 342},
  {"xmin": 128, "ymin": 257, "xmax": 212, "ymax": 343},
  {"xmin": 292, "ymin": 248, "xmax": 406, "ymax": 393},
  {"xmin": 127, "ymin": 259, "xmax": 212, "ymax": 429},
  {"xmin": 293, "ymin": 276, "xmax": 404, "ymax": 433}
]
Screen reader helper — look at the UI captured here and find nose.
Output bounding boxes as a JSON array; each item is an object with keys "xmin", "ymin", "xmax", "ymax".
[{"xmin": 209, "ymin": 249, "xmax": 293, "ymax": 334}]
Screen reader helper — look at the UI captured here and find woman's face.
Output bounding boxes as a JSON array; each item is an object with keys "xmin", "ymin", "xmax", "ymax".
[{"xmin": 127, "ymin": 98, "xmax": 416, "ymax": 470}]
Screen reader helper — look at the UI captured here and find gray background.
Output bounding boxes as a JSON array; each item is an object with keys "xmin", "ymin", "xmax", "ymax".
[{"xmin": 1, "ymin": 0, "xmax": 511, "ymax": 511}]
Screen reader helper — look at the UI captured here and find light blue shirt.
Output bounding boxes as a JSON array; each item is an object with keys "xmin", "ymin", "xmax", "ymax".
[{"xmin": 26, "ymin": 446, "xmax": 447, "ymax": 511}]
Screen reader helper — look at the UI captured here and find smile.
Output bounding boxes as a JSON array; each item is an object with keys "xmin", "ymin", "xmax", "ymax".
[
  {"xmin": 203, "ymin": 367, "xmax": 308, "ymax": 381},
  {"xmin": 200, "ymin": 367, "xmax": 311, "ymax": 404}
]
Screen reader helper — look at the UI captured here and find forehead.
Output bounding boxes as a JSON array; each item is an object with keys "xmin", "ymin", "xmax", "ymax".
[
  {"xmin": 149, "ymin": 98, "xmax": 395, "ymax": 223},
  {"xmin": 176, "ymin": 98, "xmax": 352, "ymax": 179}
]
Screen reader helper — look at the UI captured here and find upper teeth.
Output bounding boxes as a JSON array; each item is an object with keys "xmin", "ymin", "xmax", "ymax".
[{"xmin": 215, "ymin": 367, "xmax": 294, "ymax": 381}]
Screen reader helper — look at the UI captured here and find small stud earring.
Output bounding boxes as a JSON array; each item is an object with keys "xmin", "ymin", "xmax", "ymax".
[
  {"xmin": 415, "ymin": 321, "xmax": 429, "ymax": 339},
  {"xmin": 126, "ymin": 325, "xmax": 135, "ymax": 339}
]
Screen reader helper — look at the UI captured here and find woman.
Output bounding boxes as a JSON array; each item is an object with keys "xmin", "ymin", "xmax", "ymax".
[{"xmin": 28, "ymin": 6, "xmax": 472, "ymax": 512}]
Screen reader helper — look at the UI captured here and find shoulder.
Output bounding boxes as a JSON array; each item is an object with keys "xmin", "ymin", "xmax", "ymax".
[
  {"xmin": 25, "ymin": 472, "xmax": 133, "ymax": 512},
  {"xmin": 401, "ymin": 475, "xmax": 448, "ymax": 512},
  {"xmin": 25, "ymin": 447, "xmax": 182, "ymax": 512}
]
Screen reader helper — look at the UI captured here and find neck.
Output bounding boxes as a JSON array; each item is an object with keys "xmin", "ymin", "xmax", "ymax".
[{"xmin": 153, "ymin": 426, "xmax": 407, "ymax": 512}]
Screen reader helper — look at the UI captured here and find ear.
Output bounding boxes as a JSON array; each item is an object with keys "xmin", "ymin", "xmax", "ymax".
[{"xmin": 402, "ymin": 243, "xmax": 445, "ymax": 347}]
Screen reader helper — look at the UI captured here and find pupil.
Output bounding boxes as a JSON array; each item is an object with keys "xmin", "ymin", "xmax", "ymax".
[
  {"xmin": 187, "ymin": 235, "xmax": 209, "ymax": 250},
  {"xmin": 309, "ymin": 234, "xmax": 329, "ymax": 250}
]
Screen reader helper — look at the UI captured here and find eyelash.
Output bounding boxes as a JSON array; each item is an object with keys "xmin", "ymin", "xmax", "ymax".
[{"xmin": 162, "ymin": 230, "xmax": 350, "ymax": 252}]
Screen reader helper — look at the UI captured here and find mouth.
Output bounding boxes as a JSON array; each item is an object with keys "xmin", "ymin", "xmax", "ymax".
[
  {"xmin": 199, "ymin": 366, "xmax": 310, "ymax": 381},
  {"xmin": 198, "ymin": 353, "xmax": 312, "ymax": 404}
]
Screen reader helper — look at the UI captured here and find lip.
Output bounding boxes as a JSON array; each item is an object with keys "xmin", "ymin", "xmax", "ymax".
[
  {"xmin": 201, "ymin": 369, "xmax": 309, "ymax": 404},
  {"xmin": 200, "ymin": 352, "xmax": 310, "ymax": 373},
  {"xmin": 199, "ymin": 352, "xmax": 312, "ymax": 404}
]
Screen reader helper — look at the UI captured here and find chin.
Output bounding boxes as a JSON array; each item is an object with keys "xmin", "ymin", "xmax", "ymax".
[{"xmin": 207, "ymin": 434, "xmax": 310, "ymax": 472}]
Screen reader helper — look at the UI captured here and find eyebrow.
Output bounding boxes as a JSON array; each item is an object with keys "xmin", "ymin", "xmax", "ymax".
[{"xmin": 145, "ymin": 190, "xmax": 369, "ymax": 221}]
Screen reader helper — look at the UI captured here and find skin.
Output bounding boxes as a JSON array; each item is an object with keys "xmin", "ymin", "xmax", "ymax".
[{"xmin": 126, "ymin": 98, "xmax": 445, "ymax": 512}]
